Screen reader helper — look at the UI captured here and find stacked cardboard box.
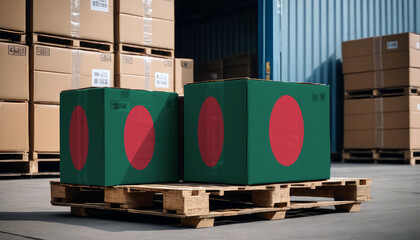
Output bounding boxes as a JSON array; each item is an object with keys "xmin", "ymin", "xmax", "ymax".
[
  {"xmin": 24, "ymin": 0, "xmax": 115, "ymax": 173},
  {"xmin": 0, "ymin": 1, "xmax": 30, "ymax": 176},
  {"xmin": 195, "ymin": 60, "xmax": 223, "ymax": 82},
  {"xmin": 223, "ymin": 54, "xmax": 258, "ymax": 79},
  {"xmin": 114, "ymin": 0, "xmax": 193, "ymax": 94},
  {"xmin": 343, "ymin": 32, "xmax": 420, "ymax": 151}
]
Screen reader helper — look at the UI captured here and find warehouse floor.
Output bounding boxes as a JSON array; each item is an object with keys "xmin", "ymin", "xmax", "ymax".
[{"xmin": 0, "ymin": 163, "xmax": 419, "ymax": 240}]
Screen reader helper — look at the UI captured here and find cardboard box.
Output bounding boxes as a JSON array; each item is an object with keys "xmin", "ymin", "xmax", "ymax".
[
  {"xmin": 344, "ymin": 96, "xmax": 420, "ymax": 115},
  {"xmin": 184, "ymin": 79, "xmax": 330, "ymax": 185},
  {"xmin": 60, "ymin": 88, "xmax": 178, "ymax": 186},
  {"xmin": 344, "ymin": 68, "xmax": 420, "ymax": 91},
  {"xmin": 116, "ymin": 0, "xmax": 174, "ymax": 21},
  {"xmin": 31, "ymin": 45, "xmax": 114, "ymax": 103},
  {"xmin": 342, "ymin": 49, "xmax": 420, "ymax": 74},
  {"xmin": 0, "ymin": 102, "xmax": 28, "ymax": 151},
  {"xmin": 0, "ymin": 42, "xmax": 28, "ymax": 101},
  {"xmin": 31, "ymin": 0, "xmax": 113, "ymax": 42},
  {"xmin": 223, "ymin": 54, "xmax": 258, "ymax": 79},
  {"xmin": 0, "ymin": 0, "xmax": 26, "ymax": 32},
  {"xmin": 344, "ymin": 129, "xmax": 420, "ymax": 149},
  {"xmin": 195, "ymin": 60, "xmax": 223, "ymax": 82},
  {"xmin": 342, "ymin": 32, "xmax": 420, "ymax": 58},
  {"xmin": 175, "ymin": 58, "xmax": 194, "ymax": 95},
  {"xmin": 344, "ymin": 112, "xmax": 420, "ymax": 130},
  {"xmin": 115, "ymin": 53, "xmax": 174, "ymax": 92},
  {"xmin": 31, "ymin": 104, "xmax": 60, "ymax": 152},
  {"xmin": 116, "ymin": 14, "xmax": 174, "ymax": 50}
]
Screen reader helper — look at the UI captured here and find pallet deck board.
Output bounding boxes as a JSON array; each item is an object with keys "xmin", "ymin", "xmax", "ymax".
[
  {"xmin": 51, "ymin": 177, "xmax": 371, "ymax": 228},
  {"xmin": 0, "ymin": 28, "xmax": 26, "ymax": 44},
  {"xmin": 0, "ymin": 152, "xmax": 28, "ymax": 161},
  {"xmin": 344, "ymin": 87, "xmax": 420, "ymax": 99},
  {"xmin": 117, "ymin": 43, "xmax": 174, "ymax": 58},
  {"xmin": 32, "ymin": 33, "xmax": 113, "ymax": 53},
  {"xmin": 343, "ymin": 149, "xmax": 419, "ymax": 165}
]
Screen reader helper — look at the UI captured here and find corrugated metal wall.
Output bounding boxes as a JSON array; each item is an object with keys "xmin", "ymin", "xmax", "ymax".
[
  {"xmin": 176, "ymin": 9, "xmax": 258, "ymax": 62},
  {"xmin": 270, "ymin": 0, "xmax": 420, "ymax": 153}
]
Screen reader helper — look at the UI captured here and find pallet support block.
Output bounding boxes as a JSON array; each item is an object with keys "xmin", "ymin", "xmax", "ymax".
[
  {"xmin": 163, "ymin": 190, "xmax": 210, "ymax": 216},
  {"xmin": 105, "ymin": 188, "xmax": 154, "ymax": 209},
  {"xmin": 252, "ymin": 185, "xmax": 290, "ymax": 207},
  {"xmin": 258, "ymin": 211, "xmax": 287, "ymax": 220},
  {"xmin": 181, "ymin": 217, "xmax": 214, "ymax": 228}
]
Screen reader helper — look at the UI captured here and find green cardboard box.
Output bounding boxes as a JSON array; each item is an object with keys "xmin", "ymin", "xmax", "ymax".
[
  {"xmin": 184, "ymin": 79, "xmax": 330, "ymax": 185},
  {"xmin": 60, "ymin": 88, "xmax": 178, "ymax": 186}
]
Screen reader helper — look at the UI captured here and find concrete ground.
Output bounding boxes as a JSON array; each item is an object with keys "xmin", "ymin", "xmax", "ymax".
[{"xmin": 0, "ymin": 163, "xmax": 419, "ymax": 240}]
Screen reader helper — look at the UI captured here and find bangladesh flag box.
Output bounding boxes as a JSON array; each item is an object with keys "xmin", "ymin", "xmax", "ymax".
[
  {"xmin": 184, "ymin": 79, "xmax": 330, "ymax": 185},
  {"xmin": 60, "ymin": 88, "xmax": 178, "ymax": 186}
]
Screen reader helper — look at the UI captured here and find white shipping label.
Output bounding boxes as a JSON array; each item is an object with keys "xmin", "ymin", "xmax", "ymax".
[
  {"xmin": 155, "ymin": 72, "xmax": 169, "ymax": 88},
  {"xmin": 417, "ymin": 42, "xmax": 420, "ymax": 49},
  {"xmin": 91, "ymin": 0, "xmax": 109, "ymax": 12},
  {"xmin": 387, "ymin": 41, "xmax": 398, "ymax": 49},
  {"xmin": 417, "ymin": 104, "xmax": 420, "ymax": 111},
  {"xmin": 92, "ymin": 69, "xmax": 111, "ymax": 87}
]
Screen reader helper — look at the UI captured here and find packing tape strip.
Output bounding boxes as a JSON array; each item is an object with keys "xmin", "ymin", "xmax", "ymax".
[
  {"xmin": 375, "ymin": 54, "xmax": 382, "ymax": 71},
  {"xmin": 374, "ymin": 37, "xmax": 381, "ymax": 54},
  {"xmin": 70, "ymin": 0, "xmax": 81, "ymax": 38},
  {"xmin": 144, "ymin": 0, "xmax": 152, "ymax": 18},
  {"xmin": 374, "ymin": 71, "xmax": 384, "ymax": 89},
  {"xmin": 144, "ymin": 56, "xmax": 151, "ymax": 90},
  {"xmin": 143, "ymin": 0, "xmax": 153, "ymax": 45},
  {"xmin": 71, "ymin": 49, "xmax": 82, "ymax": 89},
  {"xmin": 374, "ymin": 98, "xmax": 384, "ymax": 113},
  {"xmin": 374, "ymin": 129, "xmax": 384, "ymax": 149}
]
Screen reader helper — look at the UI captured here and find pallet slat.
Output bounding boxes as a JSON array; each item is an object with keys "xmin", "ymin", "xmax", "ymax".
[
  {"xmin": 343, "ymin": 149, "xmax": 420, "ymax": 165},
  {"xmin": 0, "ymin": 29, "xmax": 26, "ymax": 44},
  {"xmin": 344, "ymin": 87, "xmax": 420, "ymax": 99},
  {"xmin": 117, "ymin": 43, "xmax": 174, "ymax": 58},
  {"xmin": 32, "ymin": 33, "xmax": 113, "ymax": 52},
  {"xmin": 51, "ymin": 177, "xmax": 371, "ymax": 228}
]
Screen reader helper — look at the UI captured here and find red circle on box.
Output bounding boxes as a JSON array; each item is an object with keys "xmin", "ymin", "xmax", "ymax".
[
  {"xmin": 269, "ymin": 95, "xmax": 304, "ymax": 166},
  {"xmin": 124, "ymin": 105, "xmax": 155, "ymax": 170},
  {"xmin": 69, "ymin": 105, "xmax": 89, "ymax": 170},
  {"xmin": 197, "ymin": 97, "xmax": 224, "ymax": 167}
]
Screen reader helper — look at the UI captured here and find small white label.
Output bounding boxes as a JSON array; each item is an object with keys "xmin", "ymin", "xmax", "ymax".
[
  {"xmin": 155, "ymin": 72, "xmax": 169, "ymax": 88},
  {"xmin": 92, "ymin": 69, "xmax": 111, "ymax": 87},
  {"xmin": 417, "ymin": 104, "xmax": 420, "ymax": 111},
  {"xmin": 387, "ymin": 41, "xmax": 398, "ymax": 49},
  {"xmin": 91, "ymin": 0, "xmax": 109, "ymax": 12},
  {"xmin": 417, "ymin": 42, "xmax": 420, "ymax": 49}
]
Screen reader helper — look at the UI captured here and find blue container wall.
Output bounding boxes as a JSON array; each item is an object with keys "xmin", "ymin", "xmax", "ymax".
[{"xmin": 262, "ymin": 0, "xmax": 420, "ymax": 153}]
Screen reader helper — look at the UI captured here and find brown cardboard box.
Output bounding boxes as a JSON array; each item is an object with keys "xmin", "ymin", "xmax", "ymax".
[
  {"xmin": 116, "ymin": 14, "xmax": 174, "ymax": 50},
  {"xmin": 0, "ymin": 0, "xmax": 25, "ymax": 32},
  {"xmin": 195, "ymin": 60, "xmax": 223, "ymax": 82},
  {"xmin": 31, "ymin": 45, "xmax": 114, "ymax": 103},
  {"xmin": 0, "ymin": 102, "xmax": 29, "ymax": 151},
  {"xmin": 381, "ymin": 32, "xmax": 420, "ymax": 53},
  {"xmin": 115, "ymin": 53, "xmax": 174, "ymax": 92},
  {"xmin": 31, "ymin": 0, "xmax": 113, "ymax": 43},
  {"xmin": 342, "ymin": 32, "xmax": 420, "ymax": 58},
  {"xmin": 344, "ymin": 112, "xmax": 420, "ymax": 130},
  {"xmin": 0, "ymin": 42, "xmax": 28, "ymax": 101},
  {"xmin": 344, "ymin": 68, "xmax": 420, "ymax": 91},
  {"xmin": 344, "ymin": 129, "xmax": 420, "ymax": 149},
  {"xmin": 343, "ymin": 49, "xmax": 420, "ymax": 74},
  {"xmin": 175, "ymin": 58, "xmax": 194, "ymax": 95},
  {"xmin": 223, "ymin": 54, "xmax": 257, "ymax": 78},
  {"xmin": 116, "ymin": 0, "xmax": 174, "ymax": 21},
  {"xmin": 345, "ymin": 96, "xmax": 420, "ymax": 115},
  {"xmin": 30, "ymin": 104, "xmax": 59, "ymax": 152}
]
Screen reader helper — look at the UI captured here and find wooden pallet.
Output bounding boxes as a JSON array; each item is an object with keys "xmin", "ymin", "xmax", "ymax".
[
  {"xmin": 50, "ymin": 178, "xmax": 371, "ymax": 228},
  {"xmin": 342, "ymin": 149, "xmax": 420, "ymax": 165},
  {"xmin": 117, "ymin": 43, "xmax": 174, "ymax": 58},
  {"xmin": 32, "ymin": 33, "xmax": 113, "ymax": 52},
  {"xmin": 345, "ymin": 87, "xmax": 420, "ymax": 99},
  {"xmin": 0, "ymin": 152, "xmax": 28, "ymax": 162},
  {"xmin": 0, "ymin": 156, "xmax": 60, "ymax": 178},
  {"xmin": 0, "ymin": 28, "xmax": 26, "ymax": 44}
]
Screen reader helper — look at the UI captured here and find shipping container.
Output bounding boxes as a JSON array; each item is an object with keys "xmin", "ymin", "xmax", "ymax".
[{"xmin": 175, "ymin": 0, "xmax": 420, "ymax": 155}]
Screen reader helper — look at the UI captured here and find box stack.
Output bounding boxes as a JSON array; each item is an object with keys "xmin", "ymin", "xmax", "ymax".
[
  {"xmin": 342, "ymin": 32, "xmax": 420, "ymax": 165},
  {"xmin": 114, "ymin": 0, "xmax": 193, "ymax": 94},
  {"xmin": 0, "ymin": 0, "xmax": 30, "ymax": 176},
  {"xmin": 27, "ymin": 0, "xmax": 114, "ymax": 174}
]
